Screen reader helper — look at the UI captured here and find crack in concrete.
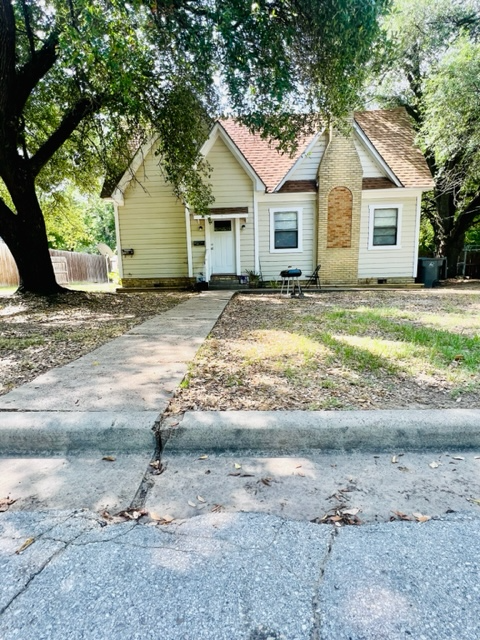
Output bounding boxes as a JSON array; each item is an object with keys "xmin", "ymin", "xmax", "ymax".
[
  {"xmin": 310, "ymin": 526, "xmax": 337, "ymax": 640},
  {"xmin": 0, "ymin": 511, "xmax": 111, "ymax": 617},
  {"xmin": 127, "ymin": 415, "xmax": 167, "ymax": 511}
]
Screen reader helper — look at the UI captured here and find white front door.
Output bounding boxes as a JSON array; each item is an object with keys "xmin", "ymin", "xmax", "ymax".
[{"xmin": 211, "ymin": 219, "xmax": 235, "ymax": 273}]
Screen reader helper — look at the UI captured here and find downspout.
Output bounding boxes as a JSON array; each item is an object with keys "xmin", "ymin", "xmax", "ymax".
[{"xmin": 413, "ymin": 193, "xmax": 422, "ymax": 278}]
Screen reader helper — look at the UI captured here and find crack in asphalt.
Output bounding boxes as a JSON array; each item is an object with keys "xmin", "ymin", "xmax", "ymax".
[{"xmin": 310, "ymin": 526, "xmax": 338, "ymax": 640}]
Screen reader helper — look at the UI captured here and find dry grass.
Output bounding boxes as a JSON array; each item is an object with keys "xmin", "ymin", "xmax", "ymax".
[{"xmin": 169, "ymin": 286, "xmax": 480, "ymax": 413}]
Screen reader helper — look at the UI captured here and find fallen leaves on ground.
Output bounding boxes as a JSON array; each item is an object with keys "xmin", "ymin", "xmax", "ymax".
[
  {"xmin": 0, "ymin": 497, "xmax": 16, "ymax": 512},
  {"xmin": 150, "ymin": 512, "xmax": 175, "ymax": 524},
  {"xmin": 312, "ymin": 506, "xmax": 362, "ymax": 526},
  {"xmin": 149, "ymin": 460, "xmax": 166, "ymax": 475},
  {"xmin": 390, "ymin": 510, "xmax": 432, "ymax": 523},
  {"xmin": 102, "ymin": 455, "xmax": 116, "ymax": 462},
  {"xmin": 15, "ymin": 537, "xmax": 35, "ymax": 554},
  {"xmin": 100, "ymin": 507, "xmax": 148, "ymax": 523}
]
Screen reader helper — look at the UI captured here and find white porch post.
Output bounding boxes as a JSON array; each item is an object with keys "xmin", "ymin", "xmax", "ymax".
[
  {"xmin": 184, "ymin": 206, "xmax": 193, "ymax": 278},
  {"xmin": 253, "ymin": 191, "xmax": 260, "ymax": 273},
  {"xmin": 235, "ymin": 218, "xmax": 241, "ymax": 275}
]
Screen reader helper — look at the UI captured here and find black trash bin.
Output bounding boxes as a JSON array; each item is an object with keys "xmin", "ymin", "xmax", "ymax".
[{"xmin": 417, "ymin": 257, "xmax": 446, "ymax": 288}]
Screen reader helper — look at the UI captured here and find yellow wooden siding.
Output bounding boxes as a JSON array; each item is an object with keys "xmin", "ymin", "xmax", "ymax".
[
  {"xmin": 118, "ymin": 145, "xmax": 187, "ymax": 278},
  {"xmin": 353, "ymin": 138, "xmax": 386, "ymax": 178},
  {"xmin": 204, "ymin": 136, "xmax": 255, "ymax": 274},
  {"xmin": 289, "ymin": 135, "xmax": 327, "ymax": 180},
  {"xmin": 257, "ymin": 194, "xmax": 316, "ymax": 280},
  {"xmin": 205, "ymin": 137, "xmax": 253, "ymax": 208},
  {"xmin": 358, "ymin": 195, "xmax": 418, "ymax": 278}
]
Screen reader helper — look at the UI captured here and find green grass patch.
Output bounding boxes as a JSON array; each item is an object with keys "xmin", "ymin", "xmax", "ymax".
[{"xmin": 0, "ymin": 336, "xmax": 45, "ymax": 349}]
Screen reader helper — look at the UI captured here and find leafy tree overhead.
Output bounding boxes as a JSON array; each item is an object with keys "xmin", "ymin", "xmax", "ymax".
[
  {"xmin": 373, "ymin": 0, "xmax": 480, "ymax": 276},
  {"xmin": 42, "ymin": 186, "xmax": 115, "ymax": 253},
  {"xmin": 0, "ymin": 0, "xmax": 388, "ymax": 295}
]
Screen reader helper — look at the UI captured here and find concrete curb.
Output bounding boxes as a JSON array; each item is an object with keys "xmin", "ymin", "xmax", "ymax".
[
  {"xmin": 161, "ymin": 409, "xmax": 480, "ymax": 453},
  {"xmin": 0, "ymin": 412, "xmax": 159, "ymax": 455}
]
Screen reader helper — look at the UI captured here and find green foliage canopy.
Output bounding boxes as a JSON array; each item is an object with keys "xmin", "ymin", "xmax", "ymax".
[
  {"xmin": 0, "ymin": 0, "xmax": 388, "ymax": 293},
  {"xmin": 372, "ymin": 0, "xmax": 480, "ymax": 271}
]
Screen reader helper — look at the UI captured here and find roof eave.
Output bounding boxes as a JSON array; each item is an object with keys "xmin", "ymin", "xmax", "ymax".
[
  {"xmin": 273, "ymin": 129, "xmax": 325, "ymax": 192},
  {"xmin": 353, "ymin": 120, "xmax": 403, "ymax": 188}
]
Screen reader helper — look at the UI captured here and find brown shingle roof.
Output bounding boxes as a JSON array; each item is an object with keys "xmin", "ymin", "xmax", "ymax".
[
  {"xmin": 354, "ymin": 108, "xmax": 434, "ymax": 189},
  {"xmin": 362, "ymin": 177, "xmax": 397, "ymax": 190},
  {"xmin": 219, "ymin": 120, "xmax": 317, "ymax": 193},
  {"xmin": 278, "ymin": 180, "xmax": 317, "ymax": 193},
  {"xmin": 220, "ymin": 108, "xmax": 433, "ymax": 192}
]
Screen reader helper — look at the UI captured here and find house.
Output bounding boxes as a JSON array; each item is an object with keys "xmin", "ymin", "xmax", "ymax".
[{"xmin": 104, "ymin": 108, "xmax": 434, "ymax": 288}]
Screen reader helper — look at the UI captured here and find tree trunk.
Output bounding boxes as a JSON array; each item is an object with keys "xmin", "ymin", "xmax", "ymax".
[
  {"xmin": 0, "ymin": 176, "xmax": 65, "ymax": 295},
  {"xmin": 444, "ymin": 233, "xmax": 465, "ymax": 278}
]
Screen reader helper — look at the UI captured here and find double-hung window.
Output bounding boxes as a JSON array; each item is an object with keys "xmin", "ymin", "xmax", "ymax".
[
  {"xmin": 368, "ymin": 205, "xmax": 402, "ymax": 249},
  {"xmin": 270, "ymin": 208, "xmax": 303, "ymax": 252}
]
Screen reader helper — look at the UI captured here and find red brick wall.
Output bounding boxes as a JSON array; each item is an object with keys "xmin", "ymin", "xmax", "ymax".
[{"xmin": 327, "ymin": 187, "xmax": 353, "ymax": 248}]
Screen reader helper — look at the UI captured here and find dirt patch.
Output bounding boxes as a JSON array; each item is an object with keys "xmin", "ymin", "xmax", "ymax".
[
  {"xmin": 0, "ymin": 290, "xmax": 192, "ymax": 394},
  {"xmin": 168, "ymin": 287, "xmax": 480, "ymax": 413}
]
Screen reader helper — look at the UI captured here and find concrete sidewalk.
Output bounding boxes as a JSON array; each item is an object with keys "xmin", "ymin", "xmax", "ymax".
[
  {"xmin": 0, "ymin": 291, "xmax": 235, "ymax": 455},
  {"xmin": 2, "ymin": 290, "xmax": 480, "ymax": 639}
]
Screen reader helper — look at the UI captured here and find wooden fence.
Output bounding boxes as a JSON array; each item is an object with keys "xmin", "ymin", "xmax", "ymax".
[{"xmin": 0, "ymin": 244, "xmax": 108, "ymax": 286}]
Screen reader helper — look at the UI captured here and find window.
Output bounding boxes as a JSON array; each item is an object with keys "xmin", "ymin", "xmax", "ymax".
[
  {"xmin": 214, "ymin": 220, "xmax": 232, "ymax": 232},
  {"xmin": 270, "ymin": 208, "xmax": 303, "ymax": 252},
  {"xmin": 368, "ymin": 205, "xmax": 402, "ymax": 249}
]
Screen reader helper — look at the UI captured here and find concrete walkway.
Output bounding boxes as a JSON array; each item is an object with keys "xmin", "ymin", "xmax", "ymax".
[{"xmin": 0, "ymin": 291, "xmax": 235, "ymax": 455}]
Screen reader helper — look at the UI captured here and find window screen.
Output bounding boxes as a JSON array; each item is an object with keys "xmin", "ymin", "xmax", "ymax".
[
  {"xmin": 274, "ymin": 211, "xmax": 298, "ymax": 249},
  {"xmin": 373, "ymin": 208, "xmax": 398, "ymax": 246}
]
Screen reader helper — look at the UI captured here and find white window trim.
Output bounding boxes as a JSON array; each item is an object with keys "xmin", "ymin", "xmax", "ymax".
[
  {"xmin": 368, "ymin": 204, "xmax": 402, "ymax": 250},
  {"xmin": 269, "ymin": 207, "xmax": 303, "ymax": 253}
]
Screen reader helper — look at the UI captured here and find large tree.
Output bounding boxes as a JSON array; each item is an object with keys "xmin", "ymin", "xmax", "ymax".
[
  {"xmin": 373, "ymin": 0, "xmax": 480, "ymax": 276},
  {"xmin": 0, "ymin": 0, "xmax": 387, "ymax": 294}
]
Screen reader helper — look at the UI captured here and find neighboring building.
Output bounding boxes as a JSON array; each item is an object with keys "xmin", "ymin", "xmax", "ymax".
[{"xmin": 103, "ymin": 108, "xmax": 433, "ymax": 288}]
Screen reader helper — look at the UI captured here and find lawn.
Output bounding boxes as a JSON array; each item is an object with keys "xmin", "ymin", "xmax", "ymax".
[{"xmin": 169, "ymin": 288, "xmax": 480, "ymax": 412}]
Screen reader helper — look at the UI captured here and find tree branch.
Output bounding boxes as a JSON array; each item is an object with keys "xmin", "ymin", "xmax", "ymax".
[
  {"xmin": 20, "ymin": 0, "xmax": 35, "ymax": 57},
  {"xmin": 452, "ymin": 192, "xmax": 480, "ymax": 237},
  {"xmin": 15, "ymin": 30, "xmax": 58, "ymax": 115},
  {"xmin": 30, "ymin": 95, "xmax": 103, "ymax": 176},
  {"xmin": 0, "ymin": 0, "xmax": 17, "ymax": 120}
]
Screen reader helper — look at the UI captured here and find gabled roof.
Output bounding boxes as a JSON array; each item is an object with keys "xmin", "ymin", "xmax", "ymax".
[
  {"xmin": 354, "ymin": 108, "xmax": 434, "ymax": 189},
  {"xmin": 220, "ymin": 119, "xmax": 318, "ymax": 193},
  {"xmin": 103, "ymin": 107, "xmax": 433, "ymax": 201},
  {"xmin": 219, "ymin": 108, "xmax": 433, "ymax": 192}
]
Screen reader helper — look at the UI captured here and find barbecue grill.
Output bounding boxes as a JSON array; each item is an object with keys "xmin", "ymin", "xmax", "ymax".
[{"xmin": 280, "ymin": 268, "xmax": 304, "ymax": 297}]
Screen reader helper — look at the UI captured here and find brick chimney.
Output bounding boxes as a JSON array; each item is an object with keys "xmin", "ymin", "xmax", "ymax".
[{"xmin": 317, "ymin": 120, "xmax": 363, "ymax": 284}]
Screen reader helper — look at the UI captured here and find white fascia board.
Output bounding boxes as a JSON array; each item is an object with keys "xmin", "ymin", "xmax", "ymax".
[
  {"xmin": 274, "ymin": 130, "xmax": 324, "ymax": 192},
  {"xmin": 353, "ymin": 123, "xmax": 403, "ymax": 187},
  {"xmin": 362, "ymin": 188, "xmax": 424, "ymax": 200},
  {"xmin": 207, "ymin": 122, "xmax": 266, "ymax": 192},
  {"xmin": 109, "ymin": 136, "xmax": 159, "ymax": 203}
]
